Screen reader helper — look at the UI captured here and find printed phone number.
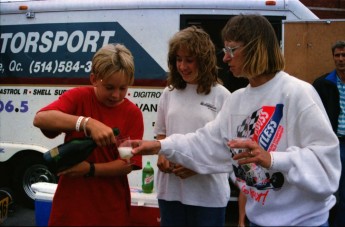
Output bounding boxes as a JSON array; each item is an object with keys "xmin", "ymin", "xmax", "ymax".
[
  {"xmin": 29, "ymin": 60, "xmax": 92, "ymax": 74},
  {"xmin": 0, "ymin": 100, "xmax": 29, "ymax": 113}
]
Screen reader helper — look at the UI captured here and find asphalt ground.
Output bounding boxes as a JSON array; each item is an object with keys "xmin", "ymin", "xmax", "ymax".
[
  {"xmin": 2, "ymin": 199, "xmax": 338, "ymax": 227},
  {"xmin": 2, "ymin": 203, "xmax": 35, "ymax": 226}
]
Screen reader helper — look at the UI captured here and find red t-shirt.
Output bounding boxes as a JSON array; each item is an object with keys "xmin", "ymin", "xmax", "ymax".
[{"xmin": 39, "ymin": 87, "xmax": 144, "ymax": 226}]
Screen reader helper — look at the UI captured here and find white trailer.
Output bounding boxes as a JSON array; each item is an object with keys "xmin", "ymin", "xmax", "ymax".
[{"xmin": 0, "ymin": 0, "xmax": 318, "ymax": 208}]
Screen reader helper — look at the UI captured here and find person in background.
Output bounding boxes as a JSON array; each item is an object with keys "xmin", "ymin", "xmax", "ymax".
[
  {"xmin": 229, "ymin": 173, "xmax": 247, "ymax": 227},
  {"xmin": 131, "ymin": 14, "xmax": 341, "ymax": 226},
  {"xmin": 313, "ymin": 40, "xmax": 345, "ymax": 227},
  {"xmin": 155, "ymin": 26, "xmax": 231, "ymax": 226},
  {"xmin": 33, "ymin": 43, "xmax": 144, "ymax": 226},
  {"xmin": 237, "ymin": 189, "xmax": 247, "ymax": 227}
]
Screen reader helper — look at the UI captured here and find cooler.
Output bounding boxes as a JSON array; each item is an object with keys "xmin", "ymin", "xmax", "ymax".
[
  {"xmin": 31, "ymin": 183, "xmax": 160, "ymax": 226},
  {"xmin": 130, "ymin": 187, "xmax": 160, "ymax": 226},
  {"xmin": 31, "ymin": 182, "xmax": 57, "ymax": 227}
]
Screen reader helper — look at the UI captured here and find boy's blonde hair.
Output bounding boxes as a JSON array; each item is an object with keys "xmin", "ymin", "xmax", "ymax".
[{"xmin": 91, "ymin": 43, "xmax": 135, "ymax": 85}]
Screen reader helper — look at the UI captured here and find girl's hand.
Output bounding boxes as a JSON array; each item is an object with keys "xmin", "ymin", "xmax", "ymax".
[{"xmin": 157, "ymin": 155, "xmax": 175, "ymax": 173}]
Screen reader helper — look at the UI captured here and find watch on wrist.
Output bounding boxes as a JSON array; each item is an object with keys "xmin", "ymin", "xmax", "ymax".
[{"xmin": 84, "ymin": 162, "xmax": 95, "ymax": 177}]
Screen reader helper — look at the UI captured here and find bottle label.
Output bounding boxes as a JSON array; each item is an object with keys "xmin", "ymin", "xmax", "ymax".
[
  {"xmin": 144, "ymin": 175, "xmax": 154, "ymax": 184},
  {"xmin": 50, "ymin": 147, "xmax": 60, "ymax": 159}
]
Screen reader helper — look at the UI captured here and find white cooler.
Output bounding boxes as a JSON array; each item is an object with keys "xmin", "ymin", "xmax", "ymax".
[
  {"xmin": 31, "ymin": 182, "xmax": 56, "ymax": 227},
  {"xmin": 130, "ymin": 187, "xmax": 160, "ymax": 226},
  {"xmin": 31, "ymin": 182, "xmax": 160, "ymax": 226}
]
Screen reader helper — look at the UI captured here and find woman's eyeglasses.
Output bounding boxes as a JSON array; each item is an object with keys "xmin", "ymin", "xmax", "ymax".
[{"xmin": 222, "ymin": 46, "xmax": 241, "ymax": 58}]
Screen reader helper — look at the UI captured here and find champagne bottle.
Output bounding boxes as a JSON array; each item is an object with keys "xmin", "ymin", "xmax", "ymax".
[
  {"xmin": 142, "ymin": 161, "xmax": 154, "ymax": 193},
  {"xmin": 43, "ymin": 128, "xmax": 120, "ymax": 173}
]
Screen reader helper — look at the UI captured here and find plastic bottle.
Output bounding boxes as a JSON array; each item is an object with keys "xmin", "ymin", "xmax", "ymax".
[
  {"xmin": 142, "ymin": 161, "xmax": 154, "ymax": 193},
  {"xmin": 43, "ymin": 128, "xmax": 120, "ymax": 173}
]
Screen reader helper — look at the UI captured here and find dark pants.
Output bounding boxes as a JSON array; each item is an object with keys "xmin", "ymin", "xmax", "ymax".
[
  {"xmin": 334, "ymin": 140, "xmax": 345, "ymax": 227},
  {"xmin": 158, "ymin": 199, "xmax": 226, "ymax": 226},
  {"xmin": 250, "ymin": 220, "xmax": 328, "ymax": 227}
]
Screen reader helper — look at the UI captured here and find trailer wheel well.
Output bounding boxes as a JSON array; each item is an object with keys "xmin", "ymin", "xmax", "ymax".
[{"xmin": 8, "ymin": 150, "xmax": 58, "ymax": 208}]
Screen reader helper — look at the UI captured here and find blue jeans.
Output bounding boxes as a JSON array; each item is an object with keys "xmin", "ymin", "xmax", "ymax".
[
  {"xmin": 158, "ymin": 199, "xmax": 226, "ymax": 226},
  {"xmin": 334, "ymin": 140, "xmax": 345, "ymax": 227},
  {"xmin": 250, "ymin": 221, "xmax": 328, "ymax": 227}
]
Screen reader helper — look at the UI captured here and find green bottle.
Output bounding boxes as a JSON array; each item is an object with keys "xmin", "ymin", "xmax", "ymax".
[
  {"xmin": 142, "ymin": 161, "xmax": 154, "ymax": 193},
  {"xmin": 43, "ymin": 128, "xmax": 120, "ymax": 173}
]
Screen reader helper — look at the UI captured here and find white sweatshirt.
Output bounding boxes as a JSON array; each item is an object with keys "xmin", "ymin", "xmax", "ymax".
[
  {"xmin": 160, "ymin": 71, "xmax": 341, "ymax": 226},
  {"xmin": 154, "ymin": 84, "xmax": 231, "ymax": 207}
]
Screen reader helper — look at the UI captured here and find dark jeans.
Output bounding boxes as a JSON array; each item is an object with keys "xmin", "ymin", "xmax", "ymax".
[
  {"xmin": 158, "ymin": 199, "xmax": 226, "ymax": 226},
  {"xmin": 250, "ymin": 220, "xmax": 328, "ymax": 227},
  {"xmin": 334, "ymin": 140, "xmax": 345, "ymax": 227}
]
